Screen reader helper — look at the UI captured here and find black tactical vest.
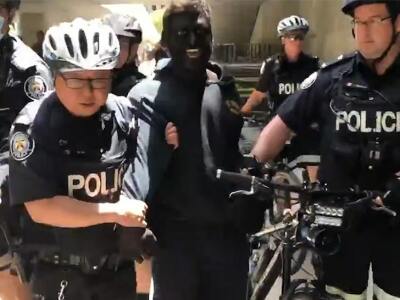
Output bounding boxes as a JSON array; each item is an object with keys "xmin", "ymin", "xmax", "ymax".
[
  {"xmin": 319, "ymin": 63, "xmax": 400, "ymax": 190},
  {"xmin": 18, "ymin": 94, "xmax": 137, "ymax": 257}
]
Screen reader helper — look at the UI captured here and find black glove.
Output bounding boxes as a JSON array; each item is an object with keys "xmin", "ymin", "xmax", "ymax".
[
  {"xmin": 140, "ymin": 228, "xmax": 159, "ymax": 259},
  {"xmin": 228, "ymin": 190, "xmax": 272, "ymax": 234},
  {"xmin": 118, "ymin": 227, "xmax": 159, "ymax": 261},
  {"xmin": 383, "ymin": 178, "xmax": 400, "ymax": 214}
]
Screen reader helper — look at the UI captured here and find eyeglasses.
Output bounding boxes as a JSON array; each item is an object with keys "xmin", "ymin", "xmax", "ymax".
[
  {"xmin": 59, "ymin": 73, "xmax": 111, "ymax": 90},
  {"xmin": 351, "ymin": 16, "xmax": 392, "ymax": 29},
  {"xmin": 284, "ymin": 34, "xmax": 305, "ymax": 41}
]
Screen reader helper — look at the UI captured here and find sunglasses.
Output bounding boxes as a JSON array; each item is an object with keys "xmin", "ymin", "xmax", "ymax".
[
  {"xmin": 59, "ymin": 73, "xmax": 112, "ymax": 90},
  {"xmin": 284, "ymin": 34, "xmax": 305, "ymax": 41}
]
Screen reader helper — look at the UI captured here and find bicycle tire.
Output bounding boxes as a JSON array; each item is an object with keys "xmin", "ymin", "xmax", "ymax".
[{"xmin": 250, "ymin": 243, "xmax": 283, "ymax": 300}]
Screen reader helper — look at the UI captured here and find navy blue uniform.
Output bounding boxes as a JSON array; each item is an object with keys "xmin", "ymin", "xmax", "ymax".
[
  {"xmin": 125, "ymin": 59, "xmax": 263, "ymax": 300},
  {"xmin": 8, "ymin": 92, "xmax": 165, "ymax": 300},
  {"xmin": 112, "ymin": 62, "xmax": 146, "ymax": 97},
  {"xmin": 257, "ymin": 52, "xmax": 321, "ymax": 161},
  {"xmin": 278, "ymin": 52, "xmax": 400, "ymax": 296},
  {"xmin": 257, "ymin": 52, "xmax": 319, "ymax": 112},
  {"xmin": 0, "ymin": 34, "xmax": 52, "ymax": 275}
]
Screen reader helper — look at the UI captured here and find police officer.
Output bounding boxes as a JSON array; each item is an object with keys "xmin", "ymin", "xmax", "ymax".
[
  {"xmin": 252, "ymin": 1, "xmax": 400, "ymax": 299},
  {"xmin": 241, "ymin": 15, "xmax": 319, "ymax": 116},
  {"xmin": 103, "ymin": 13, "xmax": 146, "ymax": 96},
  {"xmin": 125, "ymin": 1, "xmax": 269, "ymax": 299},
  {"xmin": 8, "ymin": 18, "xmax": 176, "ymax": 300},
  {"xmin": 242, "ymin": 15, "xmax": 321, "ymax": 174},
  {"xmin": 0, "ymin": 0, "xmax": 52, "ymax": 299}
]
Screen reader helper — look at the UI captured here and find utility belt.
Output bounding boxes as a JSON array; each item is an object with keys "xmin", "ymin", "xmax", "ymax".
[{"xmin": 37, "ymin": 252, "xmax": 134, "ymax": 274}]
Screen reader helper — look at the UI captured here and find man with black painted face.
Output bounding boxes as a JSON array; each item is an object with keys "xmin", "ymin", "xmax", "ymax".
[{"xmin": 125, "ymin": 1, "xmax": 261, "ymax": 300}]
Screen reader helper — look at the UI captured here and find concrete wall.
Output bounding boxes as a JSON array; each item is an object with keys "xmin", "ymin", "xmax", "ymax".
[
  {"xmin": 19, "ymin": 0, "xmax": 262, "ymax": 49},
  {"xmin": 19, "ymin": 0, "xmax": 109, "ymax": 44},
  {"xmin": 18, "ymin": 0, "xmax": 357, "ymax": 62},
  {"xmin": 211, "ymin": 1, "xmax": 260, "ymax": 45},
  {"xmin": 251, "ymin": 0, "xmax": 356, "ymax": 62},
  {"xmin": 298, "ymin": 0, "xmax": 354, "ymax": 62}
]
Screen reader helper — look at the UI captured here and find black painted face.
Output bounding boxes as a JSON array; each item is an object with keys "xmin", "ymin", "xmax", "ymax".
[{"xmin": 166, "ymin": 12, "xmax": 212, "ymax": 75}]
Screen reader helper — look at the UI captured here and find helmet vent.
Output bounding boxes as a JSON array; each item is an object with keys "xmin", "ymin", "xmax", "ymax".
[
  {"xmin": 109, "ymin": 32, "xmax": 113, "ymax": 46},
  {"xmin": 79, "ymin": 29, "xmax": 88, "ymax": 59},
  {"xmin": 64, "ymin": 34, "xmax": 74, "ymax": 58},
  {"xmin": 49, "ymin": 35, "xmax": 57, "ymax": 51},
  {"xmin": 93, "ymin": 32, "xmax": 100, "ymax": 55}
]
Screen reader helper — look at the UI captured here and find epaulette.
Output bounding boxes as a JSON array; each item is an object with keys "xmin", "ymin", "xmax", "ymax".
[
  {"xmin": 10, "ymin": 35, "xmax": 44, "ymax": 72},
  {"xmin": 320, "ymin": 52, "xmax": 356, "ymax": 71}
]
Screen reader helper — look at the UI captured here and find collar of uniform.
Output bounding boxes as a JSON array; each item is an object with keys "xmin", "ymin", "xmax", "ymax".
[
  {"xmin": 354, "ymin": 51, "xmax": 400, "ymax": 79},
  {"xmin": 354, "ymin": 52, "xmax": 380, "ymax": 80},
  {"xmin": 99, "ymin": 102, "xmax": 115, "ymax": 123}
]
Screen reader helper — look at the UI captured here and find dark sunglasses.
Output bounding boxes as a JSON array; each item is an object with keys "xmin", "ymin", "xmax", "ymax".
[{"xmin": 285, "ymin": 34, "xmax": 305, "ymax": 41}]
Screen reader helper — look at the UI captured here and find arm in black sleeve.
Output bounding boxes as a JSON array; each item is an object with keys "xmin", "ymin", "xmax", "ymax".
[
  {"xmin": 8, "ymin": 128, "xmax": 60, "ymax": 206},
  {"xmin": 277, "ymin": 70, "xmax": 331, "ymax": 134}
]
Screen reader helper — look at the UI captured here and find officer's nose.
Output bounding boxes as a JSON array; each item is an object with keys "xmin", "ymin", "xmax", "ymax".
[{"xmin": 80, "ymin": 84, "xmax": 95, "ymax": 99}]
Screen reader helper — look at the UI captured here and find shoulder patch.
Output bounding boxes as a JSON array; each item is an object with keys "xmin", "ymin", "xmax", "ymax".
[
  {"xmin": 24, "ymin": 75, "xmax": 49, "ymax": 100},
  {"xmin": 10, "ymin": 131, "xmax": 35, "ymax": 161},
  {"xmin": 300, "ymin": 71, "xmax": 318, "ymax": 90}
]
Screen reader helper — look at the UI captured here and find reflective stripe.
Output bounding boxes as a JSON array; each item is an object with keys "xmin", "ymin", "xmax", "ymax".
[
  {"xmin": 374, "ymin": 284, "xmax": 400, "ymax": 300},
  {"xmin": 326, "ymin": 285, "xmax": 367, "ymax": 300}
]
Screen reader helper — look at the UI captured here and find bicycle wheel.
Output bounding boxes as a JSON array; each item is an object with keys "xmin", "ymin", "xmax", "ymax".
[{"xmin": 249, "ymin": 243, "xmax": 283, "ymax": 300}]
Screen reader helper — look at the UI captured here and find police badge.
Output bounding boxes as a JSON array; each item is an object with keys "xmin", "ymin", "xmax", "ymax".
[
  {"xmin": 300, "ymin": 71, "xmax": 318, "ymax": 90},
  {"xmin": 24, "ymin": 75, "xmax": 48, "ymax": 100},
  {"xmin": 10, "ymin": 131, "xmax": 35, "ymax": 161}
]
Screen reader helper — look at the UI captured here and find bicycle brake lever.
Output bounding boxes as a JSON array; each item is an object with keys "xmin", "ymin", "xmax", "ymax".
[{"xmin": 371, "ymin": 203, "xmax": 397, "ymax": 217}]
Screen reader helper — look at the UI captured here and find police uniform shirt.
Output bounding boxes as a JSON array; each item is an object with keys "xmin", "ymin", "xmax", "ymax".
[
  {"xmin": 0, "ymin": 34, "xmax": 53, "ymax": 153},
  {"xmin": 8, "ymin": 92, "xmax": 139, "ymax": 256},
  {"xmin": 112, "ymin": 62, "xmax": 146, "ymax": 97},
  {"xmin": 277, "ymin": 52, "xmax": 400, "ymax": 190},
  {"xmin": 256, "ymin": 52, "xmax": 319, "ymax": 111}
]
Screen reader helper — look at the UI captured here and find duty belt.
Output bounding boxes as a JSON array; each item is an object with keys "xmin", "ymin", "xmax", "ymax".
[{"xmin": 38, "ymin": 252, "xmax": 133, "ymax": 274}]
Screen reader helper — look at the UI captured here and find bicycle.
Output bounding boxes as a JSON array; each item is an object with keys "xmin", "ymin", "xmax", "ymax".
[{"xmin": 216, "ymin": 168, "xmax": 396, "ymax": 300}]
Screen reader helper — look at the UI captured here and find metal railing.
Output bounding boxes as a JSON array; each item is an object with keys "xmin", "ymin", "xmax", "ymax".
[{"xmin": 213, "ymin": 43, "xmax": 279, "ymax": 63}]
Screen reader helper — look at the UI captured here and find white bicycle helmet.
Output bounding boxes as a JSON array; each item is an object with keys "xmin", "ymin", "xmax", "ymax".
[
  {"xmin": 43, "ymin": 18, "xmax": 120, "ymax": 72},
  {"xmin": 102, "ymin": 13, "xmax": 142, "ymax": 41},
  {"xmin": 277, "ymin": 15, "xmax": 309, "ymax": 37}
]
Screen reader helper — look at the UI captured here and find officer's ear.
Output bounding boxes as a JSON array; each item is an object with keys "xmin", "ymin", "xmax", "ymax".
[{"xmin": 352, "ymin": 28, "xmax": 355, "ymax": 38}]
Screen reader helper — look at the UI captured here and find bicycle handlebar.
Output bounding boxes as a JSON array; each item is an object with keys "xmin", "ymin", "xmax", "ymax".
[{"xmin": 216, "ymin": 169, "xmax": 396, "ymax": 217}]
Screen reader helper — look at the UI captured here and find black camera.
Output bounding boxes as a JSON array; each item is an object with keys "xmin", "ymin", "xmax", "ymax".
[{"xmin": 299, "ymin": 202, "xmax": 345, "ymax": 256}]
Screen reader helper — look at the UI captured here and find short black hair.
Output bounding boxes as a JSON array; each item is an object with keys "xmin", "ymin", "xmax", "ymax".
[{"xmin": 161, "ymin": 0, "xmax": 211, "ymax": 45}]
